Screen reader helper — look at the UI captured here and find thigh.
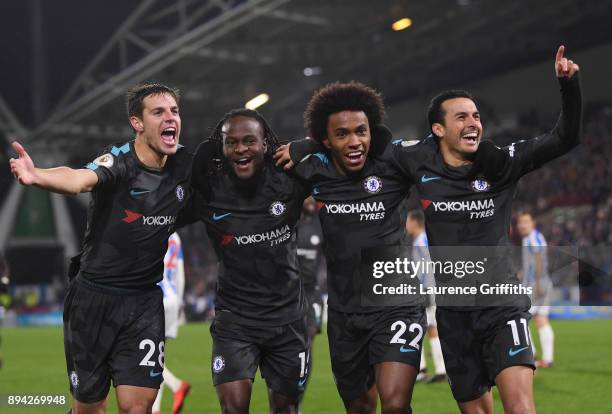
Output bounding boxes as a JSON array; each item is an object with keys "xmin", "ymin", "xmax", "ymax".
[
  {"xmin": 436, "ymin": 308, "xmax": 491, "ymax": 403},
  {"xmin": 63, "ymin": 282, "xmax": 116, "ymax": 404},
  {"xmin": 369, "ymin": 307, "xmax": 426, "ymax": 368},
  {"xmin": 260, "ymin": 318, "xmax": 310, "ymax": 399},
  {"xmin": 210, "ymin": 319, "xmax": 260, "ymax": 386},
  {"xmin": 481, "ymin": 308, "xmax": 535, "ymax": 383},
  {"xmin": 110, "ymin": 289, "xmax": 166, "ymax": 390},
  {"xmin": 327, "ymin": 310, "xmax": 374, "ymax": 403}
]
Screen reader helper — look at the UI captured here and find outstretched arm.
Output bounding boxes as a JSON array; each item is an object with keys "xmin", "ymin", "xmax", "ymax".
[{"xmin": 9, "ymin": 141, "xmax": 98, "ymax": 195}]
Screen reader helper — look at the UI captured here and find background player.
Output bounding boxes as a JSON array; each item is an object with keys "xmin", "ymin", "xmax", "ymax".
[
  {"xmin": 296, "ymin": 196, "xmax": 325, "ymax": 400},
  {"xmin": 189, "ymin": 109, "xmax": 310, "ymax": 414},
  {"xmin": 517, "ymin": 211, "xmax": 555, "ymax": 369},
  {"xmin": 9, "ymin": 83, "xmax": 189, "ymax": 414},
  {"xmin": 152, "ymin": 232, "xmax": 191, "ymax": 414},
  {"xmin": 405, "ymin": 210, "xmax": 446, "ymax": 383}
]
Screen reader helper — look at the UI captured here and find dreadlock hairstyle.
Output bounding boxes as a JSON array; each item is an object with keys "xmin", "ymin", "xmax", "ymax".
[
  {"xmin": 193, "ymin": 109, "xmax": 281, "ymax": 186},
  {"xmin": 304, "ymin": 81, "xmax": 386, "ymax": 143},
  {"xmin": 209, "ymin": 108, "xmax": 280, "ymax": 155}
]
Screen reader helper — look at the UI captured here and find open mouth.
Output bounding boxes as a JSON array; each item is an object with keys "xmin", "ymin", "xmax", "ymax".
[
  {"xmin": 234, "ymin": 157, "xmax": 253, "ymax": 171},
  {"xmin": 161, "ymin": 127, "xmax": 177, "ymax": 145},
  {"xmin": 345, "ymin": 150, "xmax": 365, "ymax": 167},
  {"xmin": 461, "ymin": 131, "xmax": 479, "ymax": 146}
]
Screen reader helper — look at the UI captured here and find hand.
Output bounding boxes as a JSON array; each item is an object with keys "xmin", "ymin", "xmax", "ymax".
[
  {"xmin": 555, "ymin": 45, "xmax": 579, "ymax": 78},
  {"xmin": 273, "ymin": 144, "xmax": 294, "ymax": 170},
  {"xmin": 9, "ymin": 141, "xmax": 38, "ymax": 186}
]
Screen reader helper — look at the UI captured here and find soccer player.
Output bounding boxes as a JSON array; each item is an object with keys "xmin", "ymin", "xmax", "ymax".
[
  {"xmin": 279, "ymin": 45, "xmax": 581, "ymax": 414},
  {"xmin": 275, "ymin": 82, "xmax": 427, "ymax": 414},
  {"xmin": 295, "ymin": 196, "xmax": 325, "ymax": 400},
  {"xmin": 189, "ymin": 109, "xmax": 310, "ymax": 414},
  {"xmin": 517, "ymin": 211, "xmax": 555, "ymax": 369},
  {"xmin": 405, "ymin": 210, "xmax": 446, "ymax": 383},
  {"xmin": 397, "ymin": 46, "xmax": 579, "ymax": 413},
  {"xmin": 297, "ymin": 197, "xmax": 325, "ymax": 342},
  {"xmin": 9, "ymin": 83, "xmax": 190, "ymax": 414},
  {"xmin": 152, "ymin": 232, "xmax": 191, "ymax": 414}
]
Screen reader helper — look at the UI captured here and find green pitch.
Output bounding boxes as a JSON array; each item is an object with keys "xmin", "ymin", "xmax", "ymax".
[{"xmin": 1, "ymin": 319, "xmax": 611, "ymax": 413}]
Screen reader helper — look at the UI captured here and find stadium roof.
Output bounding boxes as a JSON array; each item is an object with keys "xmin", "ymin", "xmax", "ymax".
[{"xmin": 1, "ymin": 0, "xmax": 611, "ymax": 157}]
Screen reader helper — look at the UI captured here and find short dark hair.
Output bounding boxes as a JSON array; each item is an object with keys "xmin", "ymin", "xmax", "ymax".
[
  {"xmin": 426, "ymin": 89, "xmax": 474, "ymax": 134},
  {"xmin": 304, "ymin": 81, "xmax": 385, "ymax": 143},
  {"xmin": 126, "ymin": 83, "xmax": 180, "ymax": 119},
  {"xmin": 208, "ymin": 108, "xmax": 280, "ymax": 156},
  {"xmin": 407, "ymin": 209, "xmax": 425, "ymax": 227}
]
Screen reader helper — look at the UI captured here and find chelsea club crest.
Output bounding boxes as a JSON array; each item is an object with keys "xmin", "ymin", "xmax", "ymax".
[
  {"xmin": 364, "ymin": 176, "xmax": 382, "ymax": 194},
  {"xmin": 471, "ymin": 179, "xmax": 489, "ymax": 192}
]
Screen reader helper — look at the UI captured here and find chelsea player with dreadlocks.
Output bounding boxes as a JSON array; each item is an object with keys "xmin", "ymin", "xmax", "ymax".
[{"xmin": 187, "ymin": 109, "xmax": 310, "ymax": 414}]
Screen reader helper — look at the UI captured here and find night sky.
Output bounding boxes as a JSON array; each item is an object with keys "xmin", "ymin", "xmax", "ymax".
[{"xmin": 0, "ymin": 1, "xmax": 136, "ymax": 128}]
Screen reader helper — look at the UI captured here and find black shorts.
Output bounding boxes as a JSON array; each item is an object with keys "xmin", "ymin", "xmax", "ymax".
[
  {"xmin": 436, "ymin": 307, "xmax": 536, "ymax": 403},
  {"xmin": 210, "ymin": 317, "xmax": 310, "ymax": 398},
  {"xmin": 305, "ymin": 287, "xmax": 323, "ymax": 334},
  {"xmin": 63, "ymin": 277, "xmax": 165, "ymax": 403},
  {"xmin": 327, "ymin": 306, "xmax": 426, "ymax": 402}
]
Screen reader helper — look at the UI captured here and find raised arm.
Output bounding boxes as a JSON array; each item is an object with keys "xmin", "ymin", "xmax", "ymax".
[
  {"xmin": 517, "ymin": 45, "xmax": 582, "ymax": 173},
  {"xmin": 9, "ymin": 142, "xmax": 98, "ymax": 195}
]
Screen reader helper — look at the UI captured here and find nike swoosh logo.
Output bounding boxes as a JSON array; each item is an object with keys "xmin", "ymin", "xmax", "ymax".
[
  {"xmin": 212, "ymin": 212, "xmax": 231, "ymax": 221},
  {"xmin": 298, "ymin": 378, "xmax": 307, "ymax": 387},
  {"xmin": 400, "ymin": 345, "xmax": 416, "ymax": 353},
  {"xmin": 130, "ymin": 189, "xmax": 151, "ymax": 196},
  {"xmin": 420, "ymin": 175, "xmax": 441, "ymax": 183},
  {"xmin": 508, "ymin": 346, "xmax": 529, "ymax": 357},
  {"xmin": 149, "ymin": 370, "xmax": 163, "ymax": 377}
]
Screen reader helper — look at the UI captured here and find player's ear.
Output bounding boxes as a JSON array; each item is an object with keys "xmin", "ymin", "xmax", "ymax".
[
  {"xmin": 431, "ymin": 123, "xmax": 444, "ymax": 139},
  {"xmin": 322, "ymin": 137, "xmax": 331, "ymax": 149},
  {"xmin": 129, "ymin": 116, "xmax": 144, "ymax": 132}
]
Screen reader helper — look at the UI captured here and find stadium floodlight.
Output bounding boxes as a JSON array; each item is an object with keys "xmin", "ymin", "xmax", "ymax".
[
  {"xmin": 303, "ymin": 66, "xmax": 322, "ymax": 77},
  {"xmin": 391, "ymin": 17, "xmax": 412, "ymax": 31},
  {"xmin": 245, "ymin": 93, "xmax": 270, "ymax": 110}
]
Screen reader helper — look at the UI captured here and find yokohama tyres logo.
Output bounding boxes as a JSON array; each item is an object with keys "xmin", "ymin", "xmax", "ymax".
[
  {"xmin": 421, "ymin": 199, "xmax": 494, "ymax": 212},
  {"xmin": 220, "ymin": 225, "xmax": 291, "ymax": 247},
  {"xmin": 122, "ymin": 210, "xmax": 175, "ymax": 226},
  {"xmin": 420, "ymin": 199, "xmax": 495, "ymax": 220}
]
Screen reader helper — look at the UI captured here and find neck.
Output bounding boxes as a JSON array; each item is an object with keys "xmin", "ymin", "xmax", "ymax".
[
  {"xmin": 135, "ymin": 137, "xmax": 166, "ymax": 168},
  {"xmin": 439, "ymin": 144, "xmax": 472, "ymax": 167}
]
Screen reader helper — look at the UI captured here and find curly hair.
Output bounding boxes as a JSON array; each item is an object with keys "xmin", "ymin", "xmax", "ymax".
[{"xmin": 304, "ymin": 81, "xmax": 385, "ymax": 143}]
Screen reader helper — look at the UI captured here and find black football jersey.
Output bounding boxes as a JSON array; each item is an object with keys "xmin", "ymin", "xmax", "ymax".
[
  {"xmin": 80, "ymin": 141, "xmax": 191, "ymax": 288},
  {"xmin": 293, "ymin": 151, "xmax": 413, "ymax": 313},
  {"xmin": 195, "ymin": 158, "xmax": 310, "ymax": 326},
  {"xmin": 296, "ymin": 212, "xmax": 324, "ymax": 292}
]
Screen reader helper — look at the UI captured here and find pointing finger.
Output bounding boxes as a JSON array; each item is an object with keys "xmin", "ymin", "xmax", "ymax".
[{"xmin": 555, "ymin": 45, "xmax": 565, "ymax": 62}]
